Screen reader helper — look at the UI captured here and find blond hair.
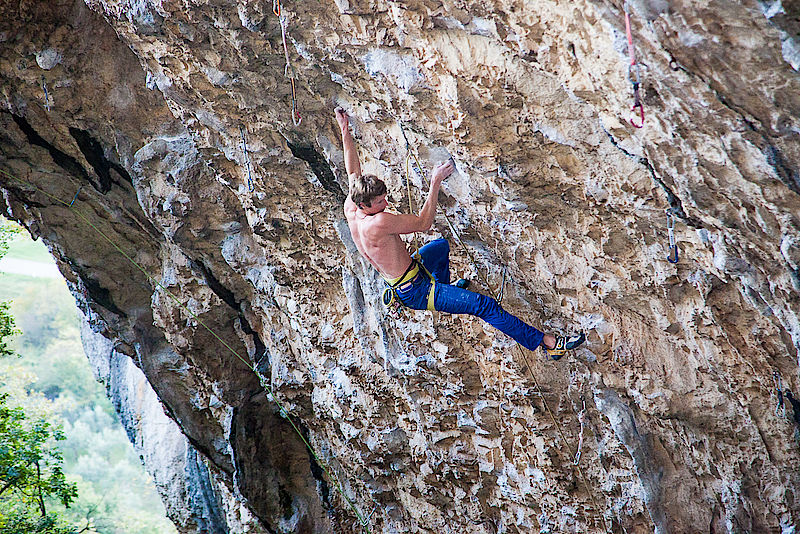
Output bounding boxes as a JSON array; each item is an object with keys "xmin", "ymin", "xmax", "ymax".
[{"xmin": 350, "ymin": 174, "xmax": 387, "ymax": 207}]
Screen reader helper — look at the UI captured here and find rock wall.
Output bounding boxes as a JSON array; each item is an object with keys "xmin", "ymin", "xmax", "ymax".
[
  {"xmin": 1, "ymin": 0, "xmax": 799, "ymax": 532},
  {"xmin": 81, "ymin": 314, "xmax": 236, "ymax": 534}
]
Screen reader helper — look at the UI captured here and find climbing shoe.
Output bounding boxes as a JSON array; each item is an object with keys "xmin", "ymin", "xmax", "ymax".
[
  {"xmin": 454, "ymin": 278, "xmax": 471, "ymax": 290},
  {"xmin": 543, "ymin": 332, "xmax": 586, "ymax": 361}
]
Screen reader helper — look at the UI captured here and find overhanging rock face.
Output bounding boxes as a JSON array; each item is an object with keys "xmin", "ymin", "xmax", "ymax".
[{"xmin": 1, "ymin": 0, "xmax": 799, "ymax": 532}]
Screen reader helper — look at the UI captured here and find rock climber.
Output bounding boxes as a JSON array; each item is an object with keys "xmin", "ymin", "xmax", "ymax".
[{"xmin": 335, "ymin": 108, "xmax": 585, "ymax": 359}]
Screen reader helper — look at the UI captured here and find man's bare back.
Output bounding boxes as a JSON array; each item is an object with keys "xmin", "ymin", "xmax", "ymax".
[
  {"xmin": 337, "ymin": 108, "xmax": 454, "ymax": 280},
  {"xmin": 344, "ymin": 197, "xmax": 414, "ymax": 279}
]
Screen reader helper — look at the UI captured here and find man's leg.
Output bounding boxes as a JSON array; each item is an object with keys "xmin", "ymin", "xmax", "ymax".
[
  {"xmin": 417, "ymin": 238, "xmax": 451, "ymax": 284},
  {"xmin": 433, "ymin": 282, "xmax": 545, "ymax": 352}
]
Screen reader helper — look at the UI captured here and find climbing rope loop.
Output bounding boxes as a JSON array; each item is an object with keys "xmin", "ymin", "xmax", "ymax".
[
  {"xmin": 624, "ymin": 2, "xmax": 644, "ymax": 128},
  {"xmin": 0, "ymin": 169, "xmax": 376, "ymax": 531}
]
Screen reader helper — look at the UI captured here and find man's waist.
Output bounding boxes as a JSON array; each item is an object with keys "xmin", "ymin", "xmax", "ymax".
[{"xmin": 383, "ymin": 260, "xmax": 420, "ymax": 287}]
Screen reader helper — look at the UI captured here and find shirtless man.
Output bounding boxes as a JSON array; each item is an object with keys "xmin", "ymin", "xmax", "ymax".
[{"xmin": 336, "ymin": 108, "xmax": 584, "ymax": 359}]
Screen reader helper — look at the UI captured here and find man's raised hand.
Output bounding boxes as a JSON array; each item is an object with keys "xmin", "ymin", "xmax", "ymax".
[
  {"xmin": 335, "ymin": 107, "xmax": 349, "ymax": 132},
  {"xmin": 432, "ymin": 159, "xmax": 455, "ymax": 183}
]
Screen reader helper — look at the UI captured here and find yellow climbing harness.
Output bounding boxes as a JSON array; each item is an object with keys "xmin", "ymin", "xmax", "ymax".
[{"xmin": 381, "ymin": 255, "xmax": 436, "ymax": 312}]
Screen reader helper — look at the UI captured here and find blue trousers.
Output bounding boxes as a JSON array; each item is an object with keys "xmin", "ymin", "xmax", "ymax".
[{"xmin": 393, "ymin": 239, "xmax": 544, "ymax": 351}]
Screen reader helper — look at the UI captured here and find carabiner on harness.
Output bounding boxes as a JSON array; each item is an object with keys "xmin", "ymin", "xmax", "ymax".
[
  {"xmin": 382, "ymin": 287, "xmax": 395, "ymax": 307},
  {"xmin": 666, "ymin": 210, "xmax": 678, "ymax": 264}
]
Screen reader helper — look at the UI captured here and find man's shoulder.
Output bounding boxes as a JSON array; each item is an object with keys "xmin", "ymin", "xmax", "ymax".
[
  {"xmin": 343, "ymin": 196, "xmax": 357, "ymax": 218},
  {"xmin": 369, "ymin": 210, "xmax": 399, "ymax": 226},
  {"xmin": 357, "ymin": 211, "xmax": 393, "ymax": 236}
]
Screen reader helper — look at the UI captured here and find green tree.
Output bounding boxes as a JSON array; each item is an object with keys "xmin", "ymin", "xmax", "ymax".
[
  {"xmin": 0, "ymin": 221, "xmax": 21, "ymax": 358},
  {"xmin": 0, "ymin": 221, "xmax": 175, "ymax": 534},
  {"xmin": 0, "ymin": 221, "xmax": 77, "ymax": 533},
  {"xmin": 0, "ymin": 393, "xmax": 77, "ymax": 534},
  {"xmin": 0, "ymin": 301, "xmax": 17, "ymax": 359}
]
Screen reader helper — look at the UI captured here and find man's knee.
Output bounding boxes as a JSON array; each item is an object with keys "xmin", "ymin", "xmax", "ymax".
[{"xmin": 431, "ymin": 238, "xmax": 449, "ymax": 253}]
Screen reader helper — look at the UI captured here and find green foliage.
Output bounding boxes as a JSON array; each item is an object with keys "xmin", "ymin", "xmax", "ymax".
[
  {"xmin": 0, "ymin": 503, "xmax": 76, "ymax": 534},
  {"xmin": 0, "ymin": 393, "xmax": 77, "ymax": 533},
  {"xmin": 0, "ymin": 222, "xmax": 21, "ymax": 360},
  {"xmin": 0, "ymin": 302, "xmax": 17, "ymax": 359},
  {"xmin": 0, "ymin": 220, "xmax": 22, "ymax": 258},
  {"xmin": 0, "ymin": 224, "xmax": 176, "ymax": 534},
  {"xmin": 0, "ymin": 221, "xmax": 78, "ymax": 532}
]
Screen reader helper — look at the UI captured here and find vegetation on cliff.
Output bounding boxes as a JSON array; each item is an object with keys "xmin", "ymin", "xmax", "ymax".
[{"xmin": 0, "ymin": 221, "xmax": 175, "ymax": 534}]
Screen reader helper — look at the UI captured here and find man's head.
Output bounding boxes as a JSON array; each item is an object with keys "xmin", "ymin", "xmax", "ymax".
[{"xmin": 351, "ymin": 174, "xmax": 388, "ymax": 213}]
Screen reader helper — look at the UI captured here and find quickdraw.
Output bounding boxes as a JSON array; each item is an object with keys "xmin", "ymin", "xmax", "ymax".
[
  {"xmin": 496, "ymin": 266, "xmax": 507, "ymax": 304},
  {"xmin": 239, "ymin": 125, "xmax": 255, "ymax": 192},
  {"xmin": 574, "ymin": 396, "xmax": 586, "ymax": 466},
  {"xmin": 666, "ymin": 209, "xmax": 678, "ymax": 264},
  {"xmin": 624, "ymin": 3, "xmax": 644, "ymax": 128},
  {"xmin": 274, "ymin": 0, "xmax": 302, "ymax": 126},
  {"xmin": 69, "ymin": 185, "xmax": 83, "ymax": 207},
  {"xmin": 41, "ymin": 76, "xmax": 51, "ymax": 112},
  {"xmin": 774, "ymin": 370, "xmax": 786, "ymax": 417},
  {"xmin": 381, "ymin": 286, "xmax": 403, "ymax": 319}
]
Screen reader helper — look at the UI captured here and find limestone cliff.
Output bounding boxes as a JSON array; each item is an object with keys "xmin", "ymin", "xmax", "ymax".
[{"xmin": 1, "ymin": 0, "xmax": 799, "ymax": 532}]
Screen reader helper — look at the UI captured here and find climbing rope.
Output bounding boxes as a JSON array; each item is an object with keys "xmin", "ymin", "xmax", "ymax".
[
  {"xmin": 666, "ymin": 209, "xmax": 678, "ymax": 263},
  {"xmin": 514, "ymin": 343, "xmax": 610, "ymax": 532},
  {"xmin": 404, "ymin": 152, "xmax": 416, "ymax": 216},
  {"xmin": 239, "ymin": 125, "xmax": 255, "ymax": 192},
  {"xmin": 0, "ymin": 168, "xmax": 377, "ymax": 531},
  {"xmin": 624, "ymin": 2, "xmax": 644, "ymax": 128},
  {"xmin": 273, "ymin": 0, "xmax": 302, "ymax": 126},
  {"xmin": 400, "ymin": 132, "xmax": 506, "ymax": 303}
]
